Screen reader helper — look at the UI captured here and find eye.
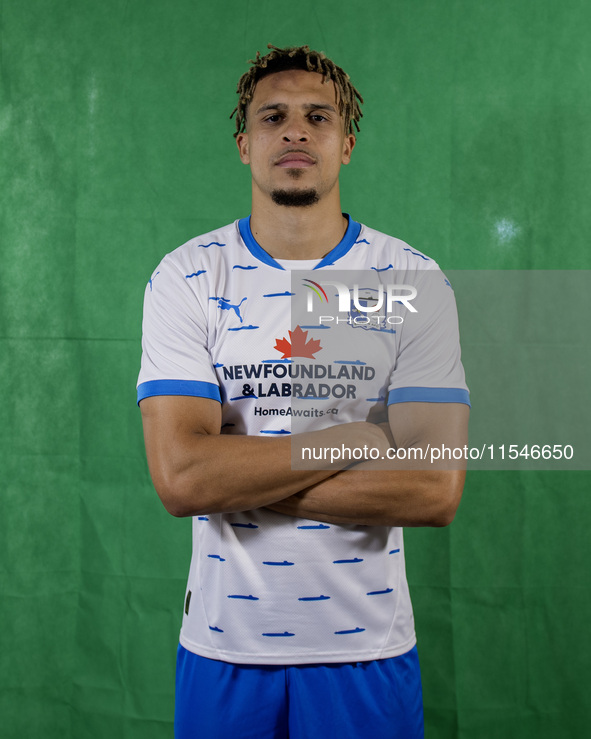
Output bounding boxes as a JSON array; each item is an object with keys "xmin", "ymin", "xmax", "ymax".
[
  {"xmin": 263, "ymin": 113, "xmax": 283, "ymax": 123},
  {"xmin": 309, "ymin": 113, "xmax": 328, "ymax": 123}
]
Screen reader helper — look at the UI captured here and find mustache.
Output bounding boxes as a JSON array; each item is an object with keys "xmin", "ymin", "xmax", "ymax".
[{"xmin": 275, "ymin": 149, "xmax": 317, "ymax": 164}]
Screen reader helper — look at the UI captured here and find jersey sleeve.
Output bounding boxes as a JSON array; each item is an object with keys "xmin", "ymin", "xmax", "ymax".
[
  {"xmin": 387, "ymin": 268, "xmax": 470, "ymax": 407},
  {"xmin": 137, "ymin": 255, "xmax": 221, "ymax": 404}
]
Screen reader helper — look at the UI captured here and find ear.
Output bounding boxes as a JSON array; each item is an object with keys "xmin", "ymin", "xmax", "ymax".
[
  {"xmin": 236, "ymin": 133, "xmax": 250, "ymax": 164},
  {"xmin": 341, "ymin": 133, "xmax": 356, "ymax": 165}
]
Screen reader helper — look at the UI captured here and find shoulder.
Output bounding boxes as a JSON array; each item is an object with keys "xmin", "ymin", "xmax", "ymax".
[
  {"xmin": 143, "ymin": 221, "xmax": 245, "ymax": 296},
  {"xmin": 157, "ymin": 220, "xmax": 242, "ymax": 272},
  {"xmin": 359, "ymin": 225, "xmax": 439, "ymax": 269},
  {"xmin": 355, "ymin": 222, "xmax": 440, "ymax": 272}
]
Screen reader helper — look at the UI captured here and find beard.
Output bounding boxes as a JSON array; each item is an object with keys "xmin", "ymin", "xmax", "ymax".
[
  {"xmin": 270, "ymin": 166, "xmax": 320, "ymax": 207},
  {"xmin": 271, "ymin": 188, "xmax": 320, "ymax": 207}
]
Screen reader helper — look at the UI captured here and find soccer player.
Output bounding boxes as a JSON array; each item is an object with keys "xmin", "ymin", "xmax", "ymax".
[{"xmin": 138, "ymin": 44, "xmax": 470, "ymax": 739}]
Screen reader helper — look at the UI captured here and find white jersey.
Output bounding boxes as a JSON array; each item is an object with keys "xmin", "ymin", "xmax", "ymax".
[{"xmin": 137, "ymin": 216, "xmax": 469, "ymax": 665}]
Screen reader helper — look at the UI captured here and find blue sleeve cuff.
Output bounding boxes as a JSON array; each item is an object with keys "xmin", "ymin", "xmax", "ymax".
[
  {"xmin": 388, "ymin": 387, "xmax": 471, "ymax": 407},
  {"xmin": 137, "ymin": 380, "xmax": 222, "ymax": 405}
]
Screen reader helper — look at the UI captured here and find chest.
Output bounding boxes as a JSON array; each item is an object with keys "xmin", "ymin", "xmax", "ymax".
[{"xmin": 202, "ymin": 266, "xmax": 400, "ymax": 433}]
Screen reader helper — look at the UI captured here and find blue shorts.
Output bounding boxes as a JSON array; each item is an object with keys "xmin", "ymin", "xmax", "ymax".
[{"xmin": 175, "ymin": 644, "xmax": 423, "ymax": 739}]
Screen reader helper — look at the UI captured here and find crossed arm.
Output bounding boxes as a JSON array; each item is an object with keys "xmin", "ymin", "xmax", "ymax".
[{"xmin": 140, "ymin": 394, "xmax": 469, "ymax": 527}]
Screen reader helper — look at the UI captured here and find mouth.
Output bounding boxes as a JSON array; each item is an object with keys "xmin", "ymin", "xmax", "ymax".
[{"xmin": 276, "ymin": 151, "xmax": 316, "ymax": 168}]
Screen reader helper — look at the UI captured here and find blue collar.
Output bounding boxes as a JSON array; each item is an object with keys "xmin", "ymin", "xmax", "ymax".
[{"xmin": 238, "ymin": 215, "xmax": 362, "ymax": 270}]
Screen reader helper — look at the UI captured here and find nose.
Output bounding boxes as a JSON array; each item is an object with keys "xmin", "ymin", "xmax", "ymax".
[
  {"xmin": 282, "ymin": 117, "xmax": 310, "ymax": 143},
  {"xmin": 283, "ymin": 133, "xmax": 309, "ymax": 142}
]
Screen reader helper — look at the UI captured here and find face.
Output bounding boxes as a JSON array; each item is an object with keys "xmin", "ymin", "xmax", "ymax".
[{"xmin": 236, "ymin": 69, "xmax": 356, "ymax": 207}]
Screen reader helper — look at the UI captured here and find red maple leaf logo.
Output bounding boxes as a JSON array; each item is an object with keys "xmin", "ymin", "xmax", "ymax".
[{"xmin": 274, "ymin": 325, "xmax": 322, "ymax": 359}]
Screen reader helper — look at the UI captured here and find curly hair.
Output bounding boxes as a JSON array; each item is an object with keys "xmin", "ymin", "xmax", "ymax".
[{"xmin": 231, "ymin": 44, "xmax": 363, "ymax": 137}]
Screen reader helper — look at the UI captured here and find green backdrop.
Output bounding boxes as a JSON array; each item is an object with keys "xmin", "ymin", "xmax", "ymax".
[{"xmin": 1, "ymin": 0, "xmax": 590, "ymax": 737}]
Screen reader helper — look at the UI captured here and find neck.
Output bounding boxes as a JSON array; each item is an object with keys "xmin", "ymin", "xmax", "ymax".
[{"xmin": 249, "ymin": 190, "xmax": 348, "ymax": 261}]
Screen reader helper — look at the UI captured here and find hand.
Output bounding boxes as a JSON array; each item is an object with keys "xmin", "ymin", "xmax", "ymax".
[
  {"xmin": 377, "ymin": 421, "xmax": 395, "ymax": 448},
  {"xmin": 292, "ymin": 421, "xmax": 393, "ymax": 471}
]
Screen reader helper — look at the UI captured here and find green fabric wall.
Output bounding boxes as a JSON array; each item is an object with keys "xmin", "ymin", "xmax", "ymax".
[{"xmin": 1, "ymin": 0, "xmax": 589, "ymax": 736}]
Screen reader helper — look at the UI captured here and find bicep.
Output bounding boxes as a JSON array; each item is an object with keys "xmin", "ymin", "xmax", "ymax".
[
  {"xmin": 388, "ymin": 401, "xmax": 469, "ymax": 448},
  {"xmin": 385, "ymin": 402, "xmax": 469, "ymax": 524},
  {"xmin": 140, "ymin": 395, "xmax": 222, "ymax": 497}
]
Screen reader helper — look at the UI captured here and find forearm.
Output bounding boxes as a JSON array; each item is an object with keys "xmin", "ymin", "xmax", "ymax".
[
  {"xmin": 267, "ymin": 462, "xmax": 466, "ymax": 528},
  {"xmin": 141, "ymin": 395, "xmax": 389, "ymax": 517},
  {"xmin": 142, "ymin": 397, "xmax": 468, "ymax": 524},
  {"xmin": 149, "ymin": 432, "xmax": 339, "ymax": 517},
  {"xmin": 268, "ymin": 403, "xmax": 469, "ymax": 527}
]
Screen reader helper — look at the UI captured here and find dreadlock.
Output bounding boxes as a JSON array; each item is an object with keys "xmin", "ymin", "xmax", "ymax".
[{"xmin": 230, "ymin": 44, "xmax": 363, "ymax": 137}]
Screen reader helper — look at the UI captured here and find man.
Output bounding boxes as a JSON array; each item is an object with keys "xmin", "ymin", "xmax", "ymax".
[{"xmin": 137, "ymin": 44, "xmax": 470, "ymax": 739}]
